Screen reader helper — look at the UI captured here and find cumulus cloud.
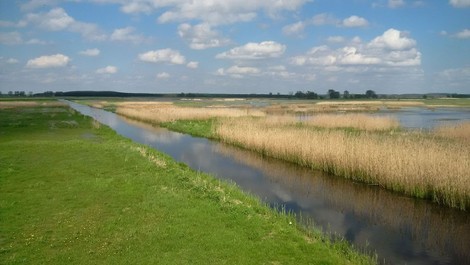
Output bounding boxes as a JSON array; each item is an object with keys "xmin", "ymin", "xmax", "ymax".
[
  {"xmin": 217, "ymin": 65, "xmax": 261, "ymax": 78},
  {"xmin": 138, "ymin": 49, "xmax": 186, "ymax": 64},
  {"xmin": 154, "ymin": 0, "xmax": 308, "ymax": 25},
  {"xmin": 110, "ymin": 27, "xmax": 147, "ymax": 44},
  {"xmin": 290, "ymin": 28, "xmax": 420, "ymax": 68},
  {"xmin": 455, "ymin": 29, "xmax": 470, "ymax": 39},
  {"xmin": 216, "ymin": 41, "xmax": 286, "ymax": 60},
  {"xmin": 26, "ymin": 54, "xmax": 70, "ymax": 68},
  {"xmin": 178, "ymin": 23, "xmax": 230, "ymax": 49},
  {"xmin": 342, "ymin": 16, "xmax": 369, "ymax": 27},
  {"xmin": 22, "ymin": 8, "xmax": 106, "ymax": 41},
  {"xmin": 449, "ymin": 0, "xmax": 470, "ymax": 7},
  {"xmin": 156, "ymin": 72, "xmax": 171, "ymax": 79},
  {"xmin": 79, "ymin": 48, "xmax": 100, "ymax": 56},
  {"xmin": 369, "ymin": 28, "xmax": 416, "ymax": 50},
  {"xmin": 186, "ymin": 61, "xmax": 199, "ymax": 69},
  {"xmin": 96, "ymin": 66, "xmax": 118, "ymax": 74}
]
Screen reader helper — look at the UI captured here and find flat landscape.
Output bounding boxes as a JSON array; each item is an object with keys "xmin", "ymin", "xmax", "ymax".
[{"xmin": 0, "ymin": 101, "xmax": 375, "ymax": 264}]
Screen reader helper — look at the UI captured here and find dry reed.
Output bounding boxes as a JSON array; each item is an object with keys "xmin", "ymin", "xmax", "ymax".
[
  {"xmin": 305, "ymin": 114, "xmax": 399, "ymax": 131},
  {"xmin": 216, "ymin": 117, "xmax": 470, "ymax": 210},
  {"xmin": 116, "ymin": 102, "xmax": 265, "ymax": 123},
  {"xmin": 243, "ymin": 114, "xmax": 399, "ymax": 131},
  {"xmin": 434, "ymin": 121, "xmax": 470, "ymax": 142}
]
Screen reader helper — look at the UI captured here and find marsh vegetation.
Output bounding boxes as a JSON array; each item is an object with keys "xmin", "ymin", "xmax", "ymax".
[{"xmin": 99, "ymin": 99, "xmax": 470, "ymax": 210}]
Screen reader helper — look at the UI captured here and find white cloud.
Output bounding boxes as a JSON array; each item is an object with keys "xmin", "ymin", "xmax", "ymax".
[
  {"xmin": 138, "ymin": 49, "xmax": 186, "ymax": 64},
  {"xmin": 186, "ymin": 61, "xmax": 199, "ymax": 69},
  {"xmin": 342, "ymin": 16, "xmax": 369, "ymax": 27},
  {"xmin": 23, "ymin": 8, "xmax": 106, "ymax": 41},
  {"xmin": 455, "ymin": 29, "xmax": 470, "ymax": 39},
  {"xmin": 110, "ymin": 27, "xmax": 147, "ymax": 44},
  {"xmin": 178, "ymin": 23, "xmax": 230, "ymax": 49},
  {"xmin": 216, "ymin": 41, "xmax": 286, "ymax": 60},
  {"xmin": 26, "ymin": 54, "xmax": 70, "ymax": 68},
  {"xmin": 156, "ymin": 72, "xmax": 171, "ymax": 79},
  {"xmin": 282, "ymin": 21, "xmax": 306, "ymax": 35},
  {"xmin": 290, "ymin": 28, "xmax": 420, "ymax": 68},
  {"xmin": 79, "ymin": 48, "xmax": 100, "ymax": 56},
  {"xmin": 96, "ymin": 66, "xmax": 118, "ymax": 74},
  {"xmin": 369, "ymin": 28, "xmax": 416, "ymax": 50},
  {"xmin": 388, "ymin": 0, "xmax": 405, "ymax": 8},
  {"xmin": 154, "ymin": 0, "xmax": 308, "ymax": 25},
  {"xmin": 310, "ymin": 13, "xmax": 340, "ymax": 26},
  {"xmin": 449, "ymin": 0, "xmax": 470, "ymax": 7},
  {"xmin": 217, "ymin": 65, "xmax": 261, "ymax": 78}
]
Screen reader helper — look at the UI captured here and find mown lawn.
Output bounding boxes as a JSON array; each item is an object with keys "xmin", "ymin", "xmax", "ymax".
[{"xmin": 0, "ymin": 104, "xmax": 374, "ymax": 264}]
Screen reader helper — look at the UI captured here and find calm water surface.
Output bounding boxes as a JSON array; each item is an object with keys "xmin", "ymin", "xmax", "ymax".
[
  {"xmin": 66, "ymin": 101, "xmax": 470, "ymax": 265},
  {"xmin": 375, "ymin": 107, "xmax": 470, "ymax": 129}
]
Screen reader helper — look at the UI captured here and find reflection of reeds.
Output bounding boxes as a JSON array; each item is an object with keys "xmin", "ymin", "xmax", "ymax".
[
  {"xmin": 215, "ymin": 143, "xmax": 470, "ymax": 264},
  {"xmin": 434, "ymin": 121, "xmax": 470, "ymax": 142},
  {"xmin": 115, "ymin": 102, "xmax": 265, "ymax": 123},
  {"xmin": 216, "ymin": 117, "xmax": 470, "ymax": 210}
]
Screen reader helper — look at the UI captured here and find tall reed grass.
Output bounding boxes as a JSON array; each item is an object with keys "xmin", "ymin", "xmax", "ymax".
[
  {"xmin": 434, "ymin": 121, "xmax": 470, "ymax": 142},
  {"xmin": 115, "ymin": 102, "xmax": 265, "ymax": 123},
  {"xmin": 216, "ymin": 117, "xmax": 470, "ymax": 210},
  {"xmin": 305, "ymin": 114, "xmax": 399, "ymax": 131},
  {"xmin": 243, "ymin": 114, "xmax": 399, "ymax": 131}
]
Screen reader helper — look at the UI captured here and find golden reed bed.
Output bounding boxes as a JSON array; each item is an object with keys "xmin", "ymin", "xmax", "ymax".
[
  {"xmin": 115, "ymin": 102, "xmax": 265, "ymax": 123},
  {"xmin": 216, "ymin": 117, "xmax": 470, "ymax": 210}
]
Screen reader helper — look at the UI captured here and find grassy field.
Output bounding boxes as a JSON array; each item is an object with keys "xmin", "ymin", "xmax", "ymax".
[{"xmin": 0, "ymin": 102, "xmax": 374, "ymax": 264}]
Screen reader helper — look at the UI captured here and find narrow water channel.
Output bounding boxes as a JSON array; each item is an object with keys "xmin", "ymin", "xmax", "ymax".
[{"xmin": 66, "ymin": 101, "xmax": 470, "ymax": 265}]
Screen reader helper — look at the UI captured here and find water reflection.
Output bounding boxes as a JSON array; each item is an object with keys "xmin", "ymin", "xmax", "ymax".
[
  {"xmin": 375, "ymin": 107, "xmax": 470, "ymax": 129},
  {"xmin": 66, "ymin": 101, "xmax": 470, "ymax": 265}
]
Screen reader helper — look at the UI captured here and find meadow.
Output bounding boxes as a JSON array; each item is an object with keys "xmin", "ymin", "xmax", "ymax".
[
  {"xmin": 100, "ymin": 99, "xmax": 470, "ymax": 210},
  {"xmin": 0, "ymin": 101, "xmax": 374, "ymax": 264}
]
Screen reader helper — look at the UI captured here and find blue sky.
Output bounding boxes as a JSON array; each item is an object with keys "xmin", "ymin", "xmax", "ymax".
[{"xmin": 0, "ymin": 0, "xmax": 469, "ymax": 95}]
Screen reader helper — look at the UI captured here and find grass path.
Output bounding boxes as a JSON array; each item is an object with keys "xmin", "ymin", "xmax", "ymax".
[{"xmin": 0, "ymin": 105, "xmax": 373, "ymax": 264}]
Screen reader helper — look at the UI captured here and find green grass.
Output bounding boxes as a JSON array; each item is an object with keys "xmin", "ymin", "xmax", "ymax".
[
  {"xmin": 0, "ymin": 105, "xmax": 374, "ymax": 264},
  {"xmin": 160, "ymin": 119, "xmax": 215, "ymax": 139}
]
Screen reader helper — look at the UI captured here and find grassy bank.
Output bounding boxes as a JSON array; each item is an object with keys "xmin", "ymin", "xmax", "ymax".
[{"xmin": 0, "ymin": 103, "xmax": 374, "ymax": 264}]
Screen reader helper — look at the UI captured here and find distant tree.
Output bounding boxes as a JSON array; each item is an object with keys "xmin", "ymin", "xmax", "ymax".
[
  {"xmin": 28, "ymin": 91, "xmax": 33, "ymax": 97},
  {"xmin": 305, "ymin": 91, "xmax": 318, "ymax": 99},
  {"xmin": 8, "ymin": 91, "xmax": 13, "ymax": 97},
  {"xmin": 295, "ymin": 91, "xmax": 305, "ymax": 98},
  {"xmin": 365, "ymin": 90, "xmax": 377, "ymax": 99},
  {"xmin": 328, "ymin": 89, "xmax": 340, "ymax": 99},
  {"xmin": 343, "ymin": 90, "xmax": 350, "ymax": 99}
]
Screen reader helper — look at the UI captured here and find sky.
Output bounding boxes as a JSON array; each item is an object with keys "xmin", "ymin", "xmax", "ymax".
[{"xmin": 0, "ymin": 0, "xmax": 469, "ymax": 95}]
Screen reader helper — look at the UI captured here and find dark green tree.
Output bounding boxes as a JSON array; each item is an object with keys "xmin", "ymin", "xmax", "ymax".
[{"xmin": 365, "ymin": 90, "xmax": 377, "ymax": 98}]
